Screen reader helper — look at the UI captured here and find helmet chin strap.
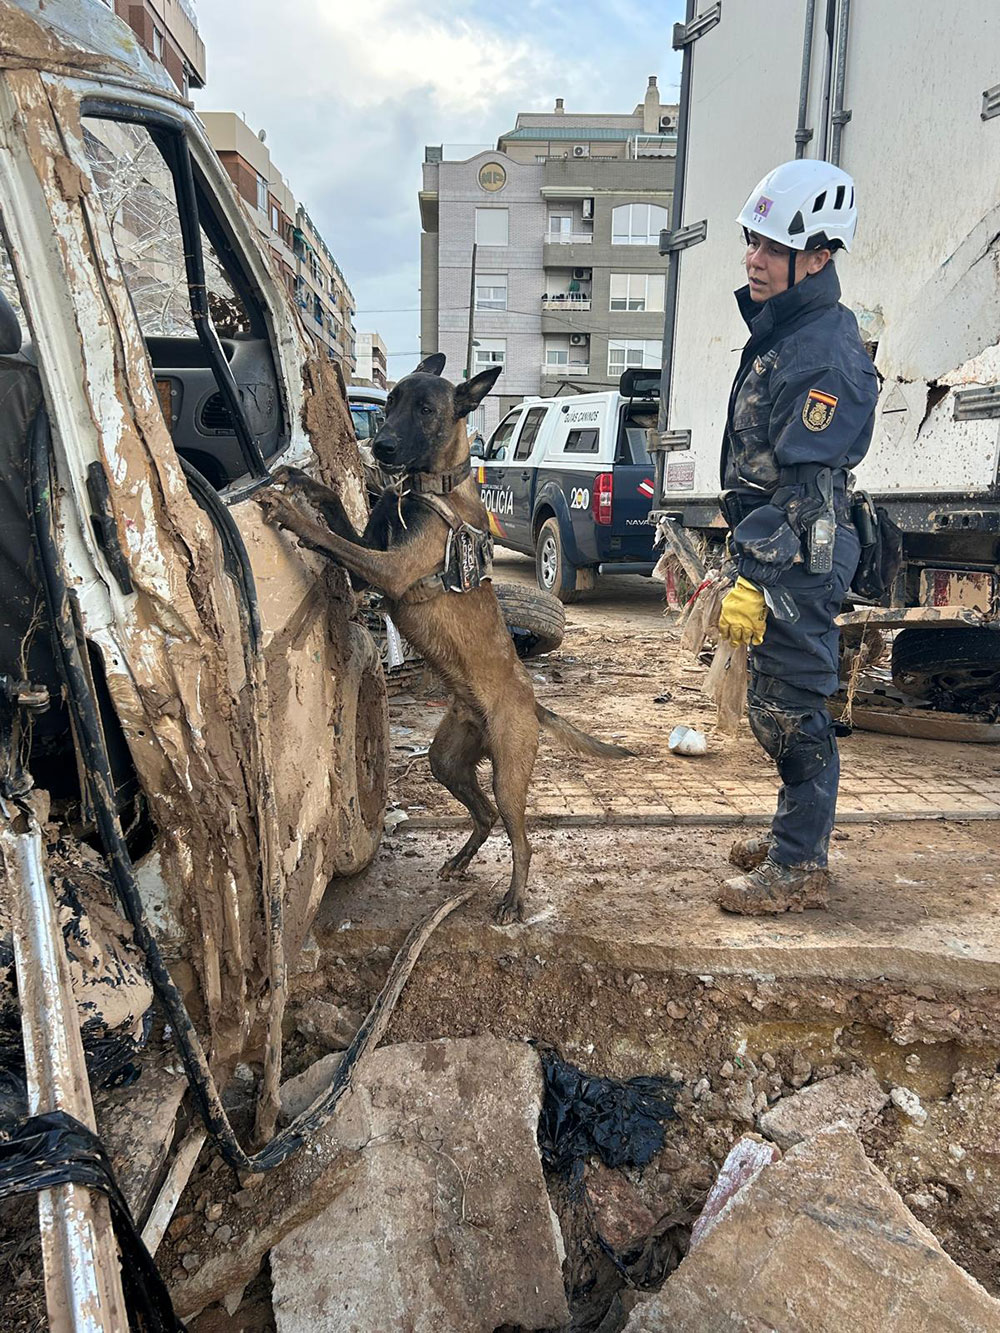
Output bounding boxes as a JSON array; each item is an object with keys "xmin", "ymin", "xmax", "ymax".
[{"xmin": 787, "ymin": 249, "xmax": 798, "ymax": 292}]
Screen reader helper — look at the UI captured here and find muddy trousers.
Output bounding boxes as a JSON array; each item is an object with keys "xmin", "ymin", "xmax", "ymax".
[
  {"xmin": 747, "ymin": 674, "xmax": 838, "ymax": 867},
  {"xmin": 745, "ymin": 524, "xmax": 860, "ymax": 868}
]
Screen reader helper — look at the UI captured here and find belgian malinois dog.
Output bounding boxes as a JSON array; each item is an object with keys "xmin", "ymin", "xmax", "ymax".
[{"xmin": 257, "ymin": 354, "xmax": 631, "ymax": 923}]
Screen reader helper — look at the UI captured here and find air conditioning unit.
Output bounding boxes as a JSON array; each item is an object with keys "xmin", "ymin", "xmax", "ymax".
[
  {"xmin": 659, "ymin": 114, "xmax": 673, "ymax": 131},
  {"xmin": 581, "ymin": 197, "xmax": 594, "ymax": 219},
  {"xmin": 572, "ymin": 144, "xmax": 590, "ymax": 158},
  {"xmin": 569, "ymin": 333, "xmax": 587, "ymax": 346},
  {"xmin": 572, "ymin": 267, "xmax": 592, "ymax": 281}
]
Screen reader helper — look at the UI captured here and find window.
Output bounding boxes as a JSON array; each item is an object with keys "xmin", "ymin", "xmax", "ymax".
[
  {"xmin": 485, "ymin": 409, "xmax": 521, "ymax": 460},
  {"xmin": 475, "ymin": 273, "xmax": 507, "ymax": 311},
  {"xmin": 608, "ymin": 339, "xmax": 662, "ymax": 374},
  {"xmin": 82, "ymin": 113, "xmax": 285, "ymax": 488},
  {"xmin": 474, "ymin": 337, "xmax": 505, "ymax": 370},
  {"xmin": 152, "ymin": 26, "xmax": 164, "ymax": 59},
  {"xmin": 564, "ymin": 429, "xmax": 599, "ymax": 454},
  {"xmin": 475, "ymin": 208, "xmax": 508, "ymax": 246},
  {"xmin": 514, "ymin": 406, "xmax": 548, "ymax": 460},
  {"xmin": 548, "ymin": 214, "xmax": 572, "ymax": 237},
  {"xmin": 545, "ymin": 345, "xmax": 569, "ymax": 366},
  {"xmin": 617, "ymin": 406, "xmax": 657, "ymax": 465},
  {"xmin": 256, "ymin": 173, "xmax": 268, "ymax": 212},
  {"xmin": 611, "ymin": 203, "xmax": 668, "ymax": 245},
  {"xmin": 82, "ymin": 117, "xmax": 250, "ymax": 339},
  {"xmin": 610, "ymin": 273, "xmax": 665, "ymax": 312},
  {"xmin": 270, "ymin": 202, "xmax": 280, "ymax": 232}
]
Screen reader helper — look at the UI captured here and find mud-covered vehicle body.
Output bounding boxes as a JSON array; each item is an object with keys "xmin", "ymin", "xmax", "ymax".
[{"xmin": 0, "ymin": 0, "xmax": 388, "ymax": 1314}]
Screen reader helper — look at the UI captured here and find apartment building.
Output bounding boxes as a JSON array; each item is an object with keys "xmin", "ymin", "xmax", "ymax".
[
  {"xmin": 108, "ymin": 0, "xmax": 205, "ymax": 95},
  {"xmin": 201, "ymin": 113, "xmax": 356, "ymax": 373},
  {"xmin": 296, "ymin": 205, "xmax": 357, "ymax": 373},
  {"xmin": 356, "ymin": 332, "xmax": 389, "ymax": 389},
  {"xmin": 420, "ymin": 77, "xmax": 676, "ymax": 434}
]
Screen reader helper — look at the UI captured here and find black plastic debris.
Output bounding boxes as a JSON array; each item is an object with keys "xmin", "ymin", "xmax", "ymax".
[
  {"xmin": 538, "ymin": 1051, "xmax": 679, "ymax": 1183},
  {"xmin": 0, "ymin": 1110, "xmax": 185, "ymax": 1332}
]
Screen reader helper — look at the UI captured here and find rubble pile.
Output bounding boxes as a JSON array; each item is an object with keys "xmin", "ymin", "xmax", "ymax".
[{"xmin": 155, "ymin": 1017, "xmax": 1000, "ymax": 1333}]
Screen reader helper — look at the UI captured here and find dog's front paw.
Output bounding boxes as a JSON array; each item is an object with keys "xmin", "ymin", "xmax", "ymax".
[{"xmin": 255, "ymin": 489, "xmax": 298, "ymax": 527}]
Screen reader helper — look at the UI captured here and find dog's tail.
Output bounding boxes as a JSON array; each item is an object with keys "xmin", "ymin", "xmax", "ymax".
[{"xmin": 535, "ymin": 704, "xmax": 634, "ymax": 759}]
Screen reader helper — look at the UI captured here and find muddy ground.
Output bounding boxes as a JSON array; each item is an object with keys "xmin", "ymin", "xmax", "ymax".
[{"xmin": 6, "ymin": 551, "xmax": 1000, "ymax": 1329}]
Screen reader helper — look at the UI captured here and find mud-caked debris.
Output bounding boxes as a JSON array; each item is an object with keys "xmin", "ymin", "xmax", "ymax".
[
  {"xmin": 293, "ymin": 998, "xmax": 365, "ymax": 1050},
  {"xmin": 759, "ymin": 1070, "xmax": 889, "ymax": 1149},
  {"xmin": 624, "ymin": 1126, "xmax": 1000, "ymax": 1332},
  {"xmin": 585, "ymin": 1162, "xmax": 658, "ymax": 1254}
]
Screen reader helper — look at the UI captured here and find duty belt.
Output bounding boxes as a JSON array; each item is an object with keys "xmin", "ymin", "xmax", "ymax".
[{"xmin": 719, "ymin": 473, "xmax": 851, "ymax": 530}]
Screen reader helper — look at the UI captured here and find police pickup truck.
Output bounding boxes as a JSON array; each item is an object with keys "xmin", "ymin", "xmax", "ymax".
[{"xmin": 476, "ymin": 370, "xmax": 659, "ymax": 601}]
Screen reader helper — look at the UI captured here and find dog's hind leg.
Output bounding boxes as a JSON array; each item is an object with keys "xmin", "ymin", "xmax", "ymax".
[
  {"xmin": 430, "ymin": 703, "xmax": 497, "ymax": 879},
  {"xmin": 489, "ymin": 695, "xmax": 539, "ymax": 925}
]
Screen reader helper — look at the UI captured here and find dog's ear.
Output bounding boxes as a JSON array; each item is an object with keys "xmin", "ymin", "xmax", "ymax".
[
  {"xmin": 413, "ymin": 352, "xmax": 446, "ymax": 377},
  {"xmin": 454, "ymin": 363, "xmax": 502, "ymax": 418}
]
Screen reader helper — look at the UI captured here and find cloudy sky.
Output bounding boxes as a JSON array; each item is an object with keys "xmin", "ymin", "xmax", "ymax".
[{"xmin": 194, "ymin": 0, "xmax": 684, "ymax": 378}]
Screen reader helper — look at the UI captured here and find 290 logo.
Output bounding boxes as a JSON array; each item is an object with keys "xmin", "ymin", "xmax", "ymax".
[{"xmin": 569, "ymin": 487, "xmax": 590, "ymax": 510}]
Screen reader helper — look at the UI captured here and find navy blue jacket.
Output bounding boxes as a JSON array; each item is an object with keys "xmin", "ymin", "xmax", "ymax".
[{"xmin": 722, "ymin": 262, "xmax": 878, "ymax": 581}]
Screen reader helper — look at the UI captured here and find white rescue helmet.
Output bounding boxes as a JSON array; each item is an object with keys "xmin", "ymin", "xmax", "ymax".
[{"xmin": 737, "ymin": 159, "xmax": 857, "ymax": 253}]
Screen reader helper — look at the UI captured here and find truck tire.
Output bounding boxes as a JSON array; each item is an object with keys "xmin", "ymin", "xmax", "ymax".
[
  {"xmin": 535, "ymin": 516, "xmax": 581, "ymax": 603},
  {"xmin": 494, "ymin": 581, "xmax": 565, "ymax": 658},
  {"xmin": 330, "ymin": 623, "xmax": 390, "ymax": 877},
  {"xmin": 891, "ymin": 626, "xmax": 1000, "ymax": 710}
]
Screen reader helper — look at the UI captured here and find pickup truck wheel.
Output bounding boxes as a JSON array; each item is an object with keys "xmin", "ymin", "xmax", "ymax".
[
  {"xmin": 493, "ymin": 581, "xmax": 566, "ymax": 658},
  {"xmin": 330, "ymin": 623, "xmax": 390, "ymax": 876},
  {"xmin": 536, "ymin": 517, "xmax": 581, "ymax": 604},
  {"xmin": 891, "ymin": 626, "xmax": 1000, "ymax": 711}
]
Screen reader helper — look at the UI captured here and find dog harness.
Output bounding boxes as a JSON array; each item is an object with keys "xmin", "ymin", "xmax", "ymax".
[{"xmin": 394, "ymin": 464, "xmax": 494, "ymax": 605}]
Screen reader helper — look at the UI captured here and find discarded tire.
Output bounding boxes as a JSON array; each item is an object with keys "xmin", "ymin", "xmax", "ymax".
[
  {"xmin": 329, "ymin": 622, "xmax": 390, "ymax": 877},
  {"xmin": 494, "ymin": 581, "xmax": 566, "ymax": 658},
  {"xmin": 891, "ymin": 626, "xmax": 1000, "ymax": 710}
]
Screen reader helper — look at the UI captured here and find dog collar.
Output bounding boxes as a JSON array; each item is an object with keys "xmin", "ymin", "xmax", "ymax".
[{"xmin": 409, "ymin": 462, "xmax": 471, "ymax": 495}]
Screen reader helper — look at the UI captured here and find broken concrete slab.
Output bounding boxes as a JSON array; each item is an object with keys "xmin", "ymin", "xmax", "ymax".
[
  {"xmin": 688, "ymin": 1134, "xmax": 779, "ymax": 1250},
  {"xmin": 624, "ymin": 1126, "xmax": 1000, "ymax": 1332},
  {"xmin": 95, "ymin": 1063, "xmax": 187, "ymax": 1218},
  {"xmin": 278, "ymin": 1051, "xmax": 343, "ymax": 1122},
  {"xmin": 758, "ymin": 1070, "xmax": 889, "ymax": 1149},
  {"xmin": 293, "ymin": 997, "xmax": 364, "ymax": 1050},
  {"xmin": 270, "ymin": 1035, "xmax": 569, "ymax": 1333}
]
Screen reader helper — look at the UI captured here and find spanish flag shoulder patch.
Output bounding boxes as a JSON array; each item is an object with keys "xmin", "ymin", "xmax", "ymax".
[{"xmin": 802, "ymin": 387, "xmax": 838, "ymax": 432}]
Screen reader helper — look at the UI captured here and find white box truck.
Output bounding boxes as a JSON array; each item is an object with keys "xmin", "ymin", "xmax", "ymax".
[{"xmin": 651, "ymin": 0, "xmax": 1000, "ymax": 711}]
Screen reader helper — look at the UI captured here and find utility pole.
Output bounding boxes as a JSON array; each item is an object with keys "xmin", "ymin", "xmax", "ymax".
[{"xmin": 464, "ymin": 242, "xmax": 477, "ymax": 380}]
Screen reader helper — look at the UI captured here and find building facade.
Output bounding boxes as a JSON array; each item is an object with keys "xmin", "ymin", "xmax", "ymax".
[
  {"xmin": 109, "ymin": 0, "xmax": 205, "ymax": 95},
  {"xmin": 420, "ymin": 78, "xmax": 676, "ymax": 434},
  {"xmin": 356, "ymin": 332, "xmax": 388, "ymax": 389},
  {"xmin": 200, "ymin": 113, "xmax": 356, "ymax": 374}
]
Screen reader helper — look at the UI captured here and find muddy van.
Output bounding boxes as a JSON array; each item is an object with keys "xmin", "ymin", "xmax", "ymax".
[{"xmin": 0, "ymin": 0, "xmax": 388, "ymax": 1315}]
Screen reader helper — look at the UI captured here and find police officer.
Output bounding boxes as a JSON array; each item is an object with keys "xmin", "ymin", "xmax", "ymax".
[{"xmin": 715, "ymin": 159, "xmax": 878, "ymax": 914}]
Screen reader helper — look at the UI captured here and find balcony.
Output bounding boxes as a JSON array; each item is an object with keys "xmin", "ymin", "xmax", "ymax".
[
  {"xmin": 542, "ymin": 363, "xmax": 589, "ymax": 377},
  {"xmin": 542, "ymin": 295, "xmax": 591, "ymax": 310},
  {"xmin": 544, "ymin": 231, "xmax": 593, "ymax": 245}
]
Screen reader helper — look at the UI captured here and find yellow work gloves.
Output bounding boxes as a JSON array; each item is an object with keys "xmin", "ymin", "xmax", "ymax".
[{"xmin": 718, "ymin": 576, "xmax": 767, "ymax": 646}]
